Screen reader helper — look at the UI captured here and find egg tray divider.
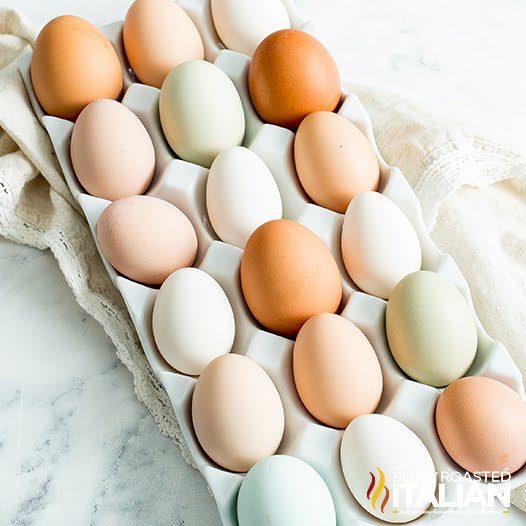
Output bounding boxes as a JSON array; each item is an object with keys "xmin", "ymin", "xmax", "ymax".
[{"xmin": 18, "ymin": 1, "xmax": 526, "ymax": 524}]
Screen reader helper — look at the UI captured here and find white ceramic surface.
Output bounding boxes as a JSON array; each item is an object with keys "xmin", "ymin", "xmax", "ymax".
[{"xmin": 17, "ymin": 2, "xmax": 526, "ymax": 525}]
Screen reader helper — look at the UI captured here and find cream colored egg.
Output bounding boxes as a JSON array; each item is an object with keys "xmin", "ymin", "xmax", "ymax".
[
  {"xmin": 192, "ymin": 354, "xmax": 284, "ymax": 472},
  {"xmin": 159, "ymin": 60, "xmax": 245, "ymax": 168},
  {"xmin": 341, "ymin": 414, "xmax": 436, "ymax": 523},
  {"xmin": 341, "ymin": 191, "xmax": 421, "ymax": 299},
  {"xmin": 152, "ymin": 267, "xmax": 235, "ymax": 375},
  {"xmin": 211, "ymin": 0, "xmax": 290, "ymax": 57},
  {"xmin": 70, "ymin": 99, "xmax": 155, "ymax": 200},
  {"xmin": 206, "ymin": 146, "xmax": 282, "ymax": 248}
]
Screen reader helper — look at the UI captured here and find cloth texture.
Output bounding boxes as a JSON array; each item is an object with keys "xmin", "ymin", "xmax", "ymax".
[{"xmin": 1, "ymin": 7, "xmax": 525, "ymax": 512}]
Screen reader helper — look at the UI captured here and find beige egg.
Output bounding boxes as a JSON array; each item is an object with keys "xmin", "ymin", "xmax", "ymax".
[
  {"xmin": 70, "ymin": 99, "xmax": 155, "ymax": 200},
  {"xmin": 294, "ymin": 111, "xmax": 379, "ymax": 213},
  {"xmin": 96, "ymin": 195, "xmax": 197, "ymax": 286},
  {"xmin": 123, "ymin": 0, "xmax": 204, "ymax": 88},
  {"xmin": 436, "ymin": 376, "xmax": 526, "ymax": 475},
  {"xmin": 192, "ymin": 354, "xmax": 284, "ymax": 472},
  {"xmin": 293, "ymin": 313, "xmax": 383, "ymax": 428}
]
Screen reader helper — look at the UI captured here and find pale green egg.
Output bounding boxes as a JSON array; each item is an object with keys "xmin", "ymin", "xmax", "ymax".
[
  {"xmin": 159, "ymin": 59, "xmax": 245, "ymax": 168},
  {"xmin": 386, "ymin": 270, "xmax": 478, "ymax": 387}
]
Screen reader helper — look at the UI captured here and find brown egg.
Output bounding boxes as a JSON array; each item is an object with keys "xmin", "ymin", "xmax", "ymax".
[
  {"xmin": 436, "ymin": 376, "xmax": 526, "ymax": 475},
  {"xmin": 248, "ymin": 29, "xmax": 341, "ymax": 129},
  {"xmin": 123, "ymin": 0, "xmax": 204, "ymax": 89},
  {"xmin": 192, "ymin": 354, "xmax": 284, "ymax": 472},
  {"xmin": 96, "ymin": 195, "xmax": 197, "ymax": 286},
  {"xmin": 30, "ymin": 15, "xmax": 123, "ymax": 121},
  {"xmin": 240, "ymin": 219, "xmax": 342, "ymax": 337},
  {"xmin": 293, "ymin": 313, "xmax": 383, "ymax": 428},
  {"xmin": 294, "ymin": 111, "xmax": 380, "ymax": 213}
]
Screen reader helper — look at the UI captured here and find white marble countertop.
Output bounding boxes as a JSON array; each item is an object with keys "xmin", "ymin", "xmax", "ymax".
[{"xmin": 1, "ymin": 1, "xmax": 525, "ymax": 525}]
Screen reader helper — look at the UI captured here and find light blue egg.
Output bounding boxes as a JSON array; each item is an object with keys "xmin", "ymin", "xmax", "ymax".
[{"xmin": 237, "ymin": 455, "xmax": 336, "ymax": 526}]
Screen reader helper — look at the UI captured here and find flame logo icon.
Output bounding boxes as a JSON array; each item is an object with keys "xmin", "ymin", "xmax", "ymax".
[{"xmin": 366, "ymin": 467, "xmax": 390, "ymax": 513}]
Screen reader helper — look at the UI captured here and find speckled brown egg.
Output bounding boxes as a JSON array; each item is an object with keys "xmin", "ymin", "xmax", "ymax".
[
  {"xmin": 240, "ymin": 219, "xmax": 342, "ymax": 338},
  {"xmin": 248, "ymin": 29, "xmax": 341, "ymax": 130},
  {"xmin": 294, "ymin": 111, "xmax": 380, "ymax": 213},
  {"xmin": 31, "ymin": 15, "xmax": 123, "ymax": 121},
  {"xmin": 436, "ymin": 376, "xmax": 526, "ymax": 475},
  {"xmin": 96, "ymin": 195, "xmax": 197, "ymax": 286}
]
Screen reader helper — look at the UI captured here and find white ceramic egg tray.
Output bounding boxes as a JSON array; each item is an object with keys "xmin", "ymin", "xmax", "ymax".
[{"xmin": 18, "ymin": 1, "xmax": 526, "ymax": 525}]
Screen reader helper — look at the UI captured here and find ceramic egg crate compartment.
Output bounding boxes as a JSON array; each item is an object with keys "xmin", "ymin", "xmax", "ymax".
[{"xmin": 18, "ymin": 1, "xmax": 526, "ymax": 525}]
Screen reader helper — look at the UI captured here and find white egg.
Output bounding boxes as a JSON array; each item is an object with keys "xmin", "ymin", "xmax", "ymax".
[
  {"xmin": 211, "ymin": 0, "xmax": 291, "ymax": 57},
  {"xmin": 341, "ymin": 191, "xmax": 421, "ymax": 299},
  {"xmin": 152, "ymin": 267, "xmax": 235, "ymax": 375},
  {"xmin": 206, "ymin": 146, "xmax": 282, "ymax": 248},
  {"xmin": 159, "ymin": 60, "xmax": 245, "ymax": 168},
  {"xmin": 237, "ymin": 455, "xmax": 336, "ymax": 526},
  {"xmin": 341, "ymin": 414, "xmax": 436, "ymax": 523}
]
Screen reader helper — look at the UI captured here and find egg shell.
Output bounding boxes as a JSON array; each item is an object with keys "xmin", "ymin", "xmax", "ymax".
[
  {"xmin": 159, "ymin": 60, "xmax": 245, "ymax": 168},
  {"xmin": 386, "ymin": 271, "xmax": 477, "ymax": 387},
  {"xmin": 294, "ymin": 111, "xmax": 379, "ymax": 213},
  {"xmin": 152, "ymin": 267, "xmax": 235, "ymax": 375},
  {"xmin": 341, "ymin": 191, "xmax": 421, "ymax": 299},
  {"xmin": 436, "ymin": 376, "xmax": 526, "ymax": 475},
  {"xmin": 240, "ymin": 219, "xmax": 342, "ymax": 338},
  {"xmin": 96, "ymin": 195, "xmax": 197, "ymax": 286},
  {"xmin": 123, "ymin": 0, "xmax": 204, "ymax": 89},
  {"xmin": 211, "ymin": 0, "xmax": 290, "ymax": 57},
  {"xmin": 248, "ymin": 29, "xmax": 341, "ymax": 130},
  {"xmin": 341, "ymin": 414, "xmax": 436, "ymax": 523},
  {"xmin": 70, "ymin": 99, "xmax": 155, "ymax": 201},
  {"xmin": 192, "ymin": 353, "xmax": 284, "ymax": 472},
  {"xmin": 206, "ymin": 146, "xmax": 282, "ymax": 248},
  {"xmin": 293, "ymin": 313, "xmax": 383, "ymax": 428},
  {"xmin": 30, "ymin": 15, "xmax": 122, "ymax": 121},
  {"xmin": 237, "ymin": 455, "xmax": 336, "ymax": 526}
]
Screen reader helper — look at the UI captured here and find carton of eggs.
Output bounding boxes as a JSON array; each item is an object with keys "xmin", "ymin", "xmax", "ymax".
[{"xmin": 19, "ymin": 2, "xmax": 526, "ymax": 525}]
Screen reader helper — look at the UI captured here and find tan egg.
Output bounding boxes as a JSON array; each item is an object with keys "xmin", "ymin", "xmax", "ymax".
[
  {"xmin": 294, "ymin": 111, "xmax": 380, "ymax": 213},
  {"xmin": 240, "ymin": 219, "xmax": 342, "ymax": 338},
  {"xmin": 436, "ymin": 376, "xmax": 526, "ymax": 475},
  {"xmin": 248, "ymin": 29, "xmax": 341, "ymax": 130},
  {"xmin": 96, "ymin": 195, "xmax": 197, "ymax": 286},
  {"xmin": 123, "ymin": 0, "xmax": 204, "ymax": 88},
  {"xmin": 293, "ymin": 313, "xmax": 383, "ymax": 428},
  {"xmin": 31, "ymin": 15, "xmax": 122, "ymax": 121},
  {"xmin": 70, "ymin": 99, "xmax": 155, "ymax": 200},
  {"xmin": 192, "ymin": 354, "xmax": 284, "ymax": 472}
]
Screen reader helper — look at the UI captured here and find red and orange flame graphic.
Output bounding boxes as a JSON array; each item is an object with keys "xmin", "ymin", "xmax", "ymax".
[{"xmin": 366, "ymin": 467, "xmax": 390, "ymax": 513}]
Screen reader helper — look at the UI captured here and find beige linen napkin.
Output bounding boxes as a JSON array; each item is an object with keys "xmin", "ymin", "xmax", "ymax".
[{"xmin": 1, "ymin": 7, "xmax": 525, "ymax": 512}]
